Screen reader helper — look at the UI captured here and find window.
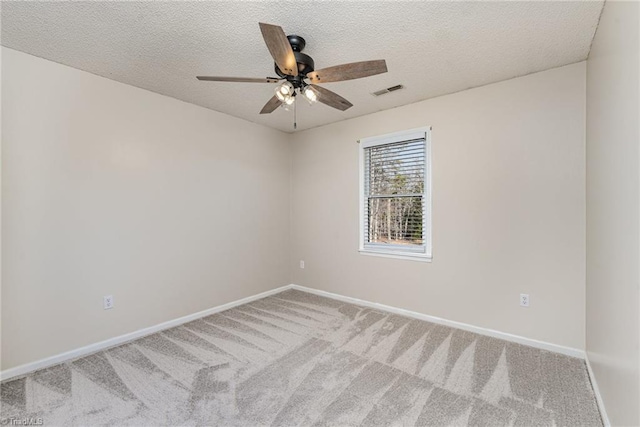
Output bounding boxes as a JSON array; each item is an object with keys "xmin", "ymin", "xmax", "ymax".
[{"xmin": 359, "ymin": 127, "xmax": 432, "ymax": 261}]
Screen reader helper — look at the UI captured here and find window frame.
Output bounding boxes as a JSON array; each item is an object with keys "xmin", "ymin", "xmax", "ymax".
[{"xmin": 358, "ymin": 127, "xmax": 432, "ymax": 262}]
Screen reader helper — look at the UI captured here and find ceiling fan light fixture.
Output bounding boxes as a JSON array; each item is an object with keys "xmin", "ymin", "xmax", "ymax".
[
  {"xmin": 281, "ymin": 99, "xmax": 294, "ymax": 111},
  {"xmin": 303, "ymin": 86, "xmax": 318, "ymax": 104},
  {"xmin": 275, "ymin": 81, "xmax": 294, "ymax": 101}
]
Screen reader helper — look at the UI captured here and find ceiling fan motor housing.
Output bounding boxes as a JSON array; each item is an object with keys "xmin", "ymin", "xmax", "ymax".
[{"xmin": 274, "ymin": 35, "xmax": 315, "ymax": 87}]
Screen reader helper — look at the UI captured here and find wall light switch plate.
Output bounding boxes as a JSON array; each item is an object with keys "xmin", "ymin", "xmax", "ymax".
[
  {"xmin": 299, "ymin": 260, "xmax": 305, "ymax": 269},
  {"xmin": 520, "ymin": 294, "xmax": 530, "ymax": 307}
]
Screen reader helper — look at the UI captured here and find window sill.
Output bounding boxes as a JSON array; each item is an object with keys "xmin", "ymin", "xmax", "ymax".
[{"xmin": 359, "ymin": 250, "xmax": 432, "ymax": 262}]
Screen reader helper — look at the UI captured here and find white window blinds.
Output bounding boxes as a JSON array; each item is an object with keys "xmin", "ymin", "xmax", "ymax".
[{"xmin": 359, "ymin": 128, "xmax": 431, "ymax": 260}]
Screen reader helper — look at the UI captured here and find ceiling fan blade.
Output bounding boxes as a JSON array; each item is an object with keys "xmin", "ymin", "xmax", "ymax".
[
  {"xmin": 197, "ymin": 76, "xmax": 280, "ymax": 83},
  {"xmin": 310, "ymin": 84, "xmax": 353, "ymax": 111},
  {"xmin": 259, "ymin": 22, "xmax": 298, "ymax": 77},
  {"xmin": 307, "ymin": 60, "xmax": 387, "ymax": 83},
  {"xmin": 260, "ymin": 95, "xmax": 282, "ymax": 114}
]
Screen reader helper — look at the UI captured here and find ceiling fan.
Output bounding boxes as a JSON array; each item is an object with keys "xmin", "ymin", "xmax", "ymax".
[{"xmin": 197, "ymin": 22, "xmax": 388, "ymax": 118}]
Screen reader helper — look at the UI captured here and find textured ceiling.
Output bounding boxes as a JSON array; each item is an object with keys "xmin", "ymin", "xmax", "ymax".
[{"xmin": 1, "ymin": 1, "xmax": 603, "ymax": 133}]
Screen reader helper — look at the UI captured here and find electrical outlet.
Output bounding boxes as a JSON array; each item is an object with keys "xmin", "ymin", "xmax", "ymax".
[
  {"xmin": 299, "ymin": 260, "xmax": 305, "ymax": 269},
  {"xmin": 104, "ymin": 295, "xmax": 114, "ymax": 310},
  {"xmin": 520, "ymin": 294, "xmax": 530, "ymax": 307}
]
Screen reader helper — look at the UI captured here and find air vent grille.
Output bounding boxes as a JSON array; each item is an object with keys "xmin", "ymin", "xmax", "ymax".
[{"xmin": 371, "ymin": 84, "xmax": 405, "ymax": 97}]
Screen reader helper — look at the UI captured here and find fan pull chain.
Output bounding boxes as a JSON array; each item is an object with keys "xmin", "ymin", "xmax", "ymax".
[{"xmin": 294, "ymin": 92, "xmax": 297, "ymax": 130}]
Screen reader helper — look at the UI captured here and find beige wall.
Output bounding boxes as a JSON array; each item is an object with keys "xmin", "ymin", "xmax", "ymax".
[
  {"xmin": 290, "ymin": 62, "xmax": 587, "ymax": 350},
  {"xmin": 0, "ymin": 42, "xmax": 613, "ymax": 380},
  {"xmin": 586, "ymin": 1, "xmax": 640, "ymax": 425},
  {"xmin": 1, "ymin": 48, "xmax": 291, "ymax": 370}
]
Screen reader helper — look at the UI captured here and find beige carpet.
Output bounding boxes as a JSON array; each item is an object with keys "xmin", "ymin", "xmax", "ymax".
[{"xmin": 1, "ymin": 288, "xmax": 602, "ymax": 426}]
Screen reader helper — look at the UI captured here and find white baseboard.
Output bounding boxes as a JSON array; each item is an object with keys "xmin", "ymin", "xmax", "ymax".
[
  {"xmin": 0, "ymin": 285, "xmax": 293, "ymax": 382},
  {"xmin": 1, "ymin": 283, "xmax": 587, "ymax": 384},
  {"xmin": 289, "ymin": 284, "xmax": 586, "ymax": 359},
  {"xmin": 2, "ymin": 282, "xmax": 608, "ymax": 422},
  {"xmin": 584, "ymin": 354, "xmax": 611, "ymax": 426}
]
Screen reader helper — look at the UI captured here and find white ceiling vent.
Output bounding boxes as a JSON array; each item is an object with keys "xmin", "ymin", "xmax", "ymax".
[{"xmin": 372, "ymin": 85, "xmax": 405, "ymax": 97}]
